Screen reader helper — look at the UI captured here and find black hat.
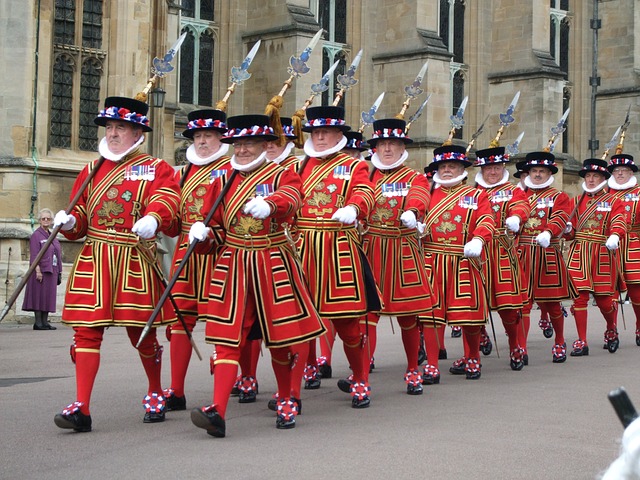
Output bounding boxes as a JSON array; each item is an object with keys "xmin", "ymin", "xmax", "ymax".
[
  {"xmin": 367, "ymin": 118, "xmax": 413, "ymax": 148},
  {"xmin": 279, "ymin": 117, "xmax": 297, "ymax": 139},
  {"xmin": 94, "ymin": 96, "xmax": 152, "ymax": 132},
  {"xmin": 343, "ymin": 131, "xmax": 368, "ymax": 151},
  {"xmin": 579, "ymin": 158, "xmax": 611, "ymax": 179},
  {"xmin": 182, "ymin": 109, "xmax": 228, "ymax": 138},
  {"xmin": 474, "ymin": 147, "xmax": 509, "ymax": 167},
  {"xmin": 513, "ymin": 160, "xmax": 528, "ymax": 178},
  {"xmin": 221, "ymin": 115, "xmax": 278, "ymax": 144},
  {"xmin": 302, "ymin": 106, "xmax": 350, "ymax": 132},
  {"xmin": 426, "ymin": 145, "xmax": 472, "ymax": 173},
  {"xmin": 522, "ymin": 151, "xmax": 558, "ymax": 175},
  {"xmin": 608, "ymin": 153, "xmax": 638, "ymax": 173}
]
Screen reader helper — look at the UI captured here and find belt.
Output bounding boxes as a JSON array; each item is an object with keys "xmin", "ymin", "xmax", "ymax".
[
  {"xmin": 297, "ymin": 218, "xmax": 356, "ymax": 231},
  {"xmin": 225, "ymin": 232, "xmax": 289, "ymax": 250},
  {"xmin": 519, "ymin": 234, "xmax": 562, "ymax": 246},
  {"xmin": 574, "ymin": 232, "xmax": 606, "ymax": 243},
  {"xmin": 422, "ymin": 242, "xmax": 465, "ymax": 256},
  {"xmin": 86, "ymin": 227, "xmax": 141, "ymax": 247},
  {"xmin": 365, "ymin": 224, "xmax": 415, "ymax": 238}
]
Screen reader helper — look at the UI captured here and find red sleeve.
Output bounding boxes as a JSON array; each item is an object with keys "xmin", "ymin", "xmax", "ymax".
[
  {"xmin": 404, "ymin": 171, "xmax": 431, "ymax": 219},
  {"xmin": 345, "ymin": 160, "xmax": 375, "ymax": 219}
]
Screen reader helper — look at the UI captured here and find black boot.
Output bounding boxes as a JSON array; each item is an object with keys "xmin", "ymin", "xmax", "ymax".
[{"xmin": 33, "ymin": 312, "xmax": 47, "ymax": 330}]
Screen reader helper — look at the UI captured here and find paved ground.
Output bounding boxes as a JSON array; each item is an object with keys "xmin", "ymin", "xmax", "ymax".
[{"xmin": 1, "ymin": 304, "xmax": 638, "ymax": 480}]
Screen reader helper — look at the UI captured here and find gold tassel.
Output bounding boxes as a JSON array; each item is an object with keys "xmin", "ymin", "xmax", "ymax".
[
  {"xmin": 265, "ymin": 95, "xmax": 284, "ymax": 139},
  {"xmin": 215, "ymin": 100, "xmax": 228, "ymax": 112},
  {"xmin": 292, "ymin": 109, "xmax": 306, "ymax": 149}
]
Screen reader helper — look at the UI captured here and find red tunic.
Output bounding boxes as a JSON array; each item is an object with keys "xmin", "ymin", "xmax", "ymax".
[
  {"xmin": 419, "ymin": 182, "xmax": 496, "ymax": 325},
  {"xmin": 565, "ymin": 189, "xmax": 627, "ymax": 295},
  {"xmin": 297, "ymin": 153, "xmax": 378, "ymax": 319},
  {"xmin": 607, "ymin": 185, "xmax": 640, "ymax": 285},
  {"xmin": 61, "ymin": 152, "xmax": 181, "ymax": 327},
  {"xmin": 198, "ymin": 161, "xmax": 326, "ymax": 348},
  {"xmin": 362, "ymin": 166, "xmax": 433, "ymax": 316},
  {"xmin": 168, "ymin": 158, "xmax": 230, "ymax": 320},
  {"xmin": 517, "ymin": 185, "xmax": 577, "ymax": 302},
  {"xmin": 477, "ymin": 181, "xmax": 530, "ymax": 309}
]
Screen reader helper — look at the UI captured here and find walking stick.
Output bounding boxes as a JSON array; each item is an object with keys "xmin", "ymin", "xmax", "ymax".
[
  {"xmin": 0, "ymin": 157, "xmax": 106, "ymax": 322},
  {"xmin": 138, "ymin": 239, "xmax": 202, "ymax": 360},
  {"xmin": 137, "ymin": 169, "xmax": 238, "ymax": 347}
]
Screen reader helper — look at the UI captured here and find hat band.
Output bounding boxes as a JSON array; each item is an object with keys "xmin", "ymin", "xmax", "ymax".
[
  {"xmin": 610, "ymin": 158, "xmax": 635, "ymax": 167},
  {"xmin": 371, "ymin": 128, "xmax": 407, "ymax": 140},
  {"xmin": 305, "ymin": 118, "xmax": 346, "ymax": 128},
  {"xmin": 282, "ymin": 124, "xmax": 295, "ymax": 137},
  {"xmin": 476, "ymin": 154, "xmax": 508, "ymax": 166},
  {"xmin": 434, "ymin": 152, "xmax": 468, "ymax": 162},
  {"xmin": 526, "ymin": 159, "xmax": 555, "ymax": 168},
  {"xmin": 97, "ymin": 106, "xmax": 150, "ymax": 129},
  {"xmin": 224, "ymin": 124, "xmax": 274, "ymax": 138},
  {"xmin": 582, "ymin": 164, "xmax": 608, "ymax": 173},
  {"xmin": 346, "ymin": 139, "xmax": 362, "ymax": 149},
  {"xmin": 187, "ymin": 118, "xmax": 227, "ymax": 131}
]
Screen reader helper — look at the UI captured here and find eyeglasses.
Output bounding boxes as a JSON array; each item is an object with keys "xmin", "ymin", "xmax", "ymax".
[
  {"xmin": 41, "ymin": 217, "xmax": 52, "ymax": 221},
  {"xmin": 234, "ymin": 140, "xmax": 262, "ymax": 150}
]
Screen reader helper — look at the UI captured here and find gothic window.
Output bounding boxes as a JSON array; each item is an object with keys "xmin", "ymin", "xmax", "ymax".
[
  {"xmin": 550, "ymin": 1, "xmax": 570, "ymax": 75},
  {"xmin": 316, "ymin": 0, "xmax": 348, "ymax": 106},
  {"xmin": 179, "ymin": 1, "xmax": 216, "ymax": 106},
  {"xmin": 441, "ymin": 0, "xmax": 467, "ymax": 140},
  {"xmin": 51, "ymin": 0, "xmax": 105, "ymax": 152}
]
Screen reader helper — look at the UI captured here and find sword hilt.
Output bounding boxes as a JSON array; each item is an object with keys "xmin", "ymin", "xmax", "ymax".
[
  {"xmin": 332, "ymin": 87, "xmax": 346, "ymax": 106},
  {"xmin": 489, "ymin": 125, "xmax": 506, "ymax": 148},
  {"xmin": 277, "ymin": 76, "xmax": 295, "ymax": 97},
  {"xmin": 616, "ymin": 130, "xmax": 627, "ymax": 155},
  {"xmin": 135, "ymin": 76, "xmax": 158, "ymax": 102},
  {"xmin": 396, "ymin": 99, "xmax": 411, "ymax": 120}
]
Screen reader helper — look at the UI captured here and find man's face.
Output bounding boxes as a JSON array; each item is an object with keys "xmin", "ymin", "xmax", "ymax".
[
  {"xmin": 310, "ymin": 127, "xmax": 343, "ymax": 152},
  {"xmin": 192, "ymin": 130, "xmax": 222, "ymax": 159},
  {"xmin": 612, "ymin": 166, "xmax": 634, "ymax": 184},
  {"xmin": 481, "ymin": 163, "xmax": 506, "ymax": 184},
  {"xmin": 375, "ymin": 138, "xmax": 405, "ymax": 166},
  {"xmin": 105, "ymin": 120, "xmax": 142, "ymax": 154},
  {"xmin": 528, "ymin": 166, "xmax": 552, "ymax": 185},
  {"xmin": 233, "ymin": 138, "xmax": 267, "ymax": 165},
  {"xmin": 437, "ymin": 161, "xmax": 465, "ymax": 180},
  {"xmin": 265, "ymin": 140, "xmax": 287, "ymax": 161},
  {"xmin": 584, "ymin": 171, "xmax": 606, "ymax": 190}
]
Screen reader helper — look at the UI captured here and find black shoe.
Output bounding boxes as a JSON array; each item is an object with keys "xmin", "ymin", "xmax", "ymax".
[
  {"xmin": 449, "ymin": 358, "xmax": 466, "ymax": 375},
  {"xmin": 451, "ymin": 327, "xmax": 462, "ymax": 338},
  {"xmin": 480, "ymin": 340, "xmax": 493, "ymax": 356},
  {"xmin": 422, "ymin": 373, "xmax": 440, "ymax": 385},
  {"xmin": 636, "ymin": 331, "xmax": 640, "ymax": 347},
  {"xmin": 267, "ymin": 397, "xmax": 278, "ymax": 411},
  {"xmin": 438, "ymin": 348, "xmax": 448, "ymax": 360},
  {"xmin": 407, "ymin": 383, "xmax": 423, "ymax": 395},
  {"xmin": 543, "ymin": 327, "xmax": 554, "ymax": 339},
  {"xmin": 54, "ymin": 411, "xmax": 92, "ymax": 432},
  {"xmin": 33, "ymin": 324, "xmax": 48, "ymax": 330},
  {"xmin": 165, "ymin": 393, "xmax": 186, "ymax": 411},
  {"xmin": 570, "ymin": 345, "xmax": 589, "ymax": 357},
  {"xmin": 417, "ymin": 344, "xmax": 427, "ymax": 366},
  {"xmin": 351, "ymin": 396, "xmax": 370, "ymax": 409},
  {"xmin": 44, "ymin": 323, "xmax": 57, "ymax": 330},
  {"xmin": 337, "ymin": 378, "xmax": 352, "ymax": 393},
  {"xmin": 143, "ymin": 411, "xmax": 165, "ymax": 423},
  {"xmin": 319, "ymin": 364, "xmax": 332, "ymax": 379},
  {"xmin": 304, "ymin": 377, "xmax": 321, "ymax": 390},
  {"xmin": 465, "ymin": 370, "xmax": 481, "ymax": 380},
  {"xmin": 276, "ymin": 416, "xmax": 296, "ymax": 429},
  {"xmin": 238, "ymin": 390, "xmax": 257, "ymax": 403},
  {"xmin": 510, "ymin": 357, "xmax": 524, "ymax": 371},
  {"xmin": 191, "ymin": 406, "xmax": 226, "ymax": 438},
  {"xmin": 523, "ymin": 353, "xmax": 529, "ymax": 366}
]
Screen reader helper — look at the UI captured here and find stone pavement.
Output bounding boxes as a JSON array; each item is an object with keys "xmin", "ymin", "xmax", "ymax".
[{"xmin": 1, "ymin": 304, "xmax": 638, "ymax": 480}]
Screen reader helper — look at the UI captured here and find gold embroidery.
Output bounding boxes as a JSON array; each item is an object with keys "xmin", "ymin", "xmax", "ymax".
[
  {"xmin": 371, "ymin": 207, "xmax": 394, "ymax": 223},
  {"xmin": 234, "ymin": 217, "xmax": 263, "ymax": 235},
  {"xmin": 525, "ymin": 217, "xmax": 542, "ymax": 229},
  {"xmin": 307, "ymin": 191, "xmax": 332, "ymax": 207},
  {"xmin": 436, "ymin": 221, "xmax": 457, "ymax": 234}
]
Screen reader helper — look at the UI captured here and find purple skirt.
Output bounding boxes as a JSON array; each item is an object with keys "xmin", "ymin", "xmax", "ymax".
[{"xmin": 22, "ymin": 272, "xmax": 58, "ymax": 313}]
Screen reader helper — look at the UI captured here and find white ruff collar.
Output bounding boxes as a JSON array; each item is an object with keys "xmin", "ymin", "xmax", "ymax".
[
  {"xmin": 582, "ymin": 179, "xmax": 608, "ymax": 194},
  {"xmin": 433, "ymin": 170, "xmax": 468, "ymax": 188},
  {"xmin": 267, "ymin": 142, "xmax": 295, "ymax": 164},
  {"xmin": 230, "ymin": 151, "xmax": 267, "ymax": 172},
  {"xmin": 608, "ymin": 176, "xmax": 638, "ymax": 190},
  {"xmin": 186, "ymin": 142, "xmax": 229, "ymax": 166},
  {"xmin": 303, "ymin": 135, "xmax": 348, "ymax": 158},
  {"xmin": 99, "ymin": 136, "xmax": 145, "ymax": 162},
  {"xmin": 370, "ymin": 150, "xmax": 408, "ymax": 171},
  {"xmin": 475, "ymin": 169, "xmax": 509, "ymax": 188},
  {"xmin": 525, "ymin": 175, "xmax": 554, "ymax": 190}
]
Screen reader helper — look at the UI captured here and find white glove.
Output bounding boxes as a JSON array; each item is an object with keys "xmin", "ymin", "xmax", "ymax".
[
  {"xmin": 243, "ymin": 197, "xmax": 272, "ymax": 220},
  {"xmin": 53, "ymin": 210, "xmax": 76, "ymax": 231},
  {"xmin": 416, "ymin": 222, "xmax": 426, "ymax": 236},
  {"xmin": 400, "ymin": 210, "xmax": 417, "ymax": 229},
  {"xmin": 463, "ymin": 237, "xmax": 484, "ymax": 258},
  {"xmin": 563, "ymin": 222, "xmax": 573, "ymax": 234},
  {"xmin": 331, "ymin": 205, "xmax": 358, "ymax": 225},
  {"xmin": 606, "ymin": 234, "xmax": 620, "ymax": 251},
  {"xmin": 536, "ymin": 231, "xmax": 551, "ymax": 248},
  {"xmin": 132, "ymin": 215, "xmax": 158, "ymax": 239},
  {"xmin": 505, "ymin": 216, "xmax": 520, "ymax": 233},
  {"xmin": 188, "ymin": 221, "xmax": 210, "ymax": 244}
]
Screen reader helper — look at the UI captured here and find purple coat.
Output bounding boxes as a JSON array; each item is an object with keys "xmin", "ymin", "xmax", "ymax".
[{"xmin": 22, "ymin": 227, "xmax": 62, "ymax": 313}]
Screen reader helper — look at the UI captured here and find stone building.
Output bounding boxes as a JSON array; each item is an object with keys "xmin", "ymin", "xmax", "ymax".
[{"xmin": 1, "ymin": 0, "xmax": 639, "ymax": 321}]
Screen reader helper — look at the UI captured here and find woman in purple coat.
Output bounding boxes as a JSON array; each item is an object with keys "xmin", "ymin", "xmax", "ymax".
[{"xmin": 22, "ymin": 208, "xmax": 62, "ymax": 330}]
